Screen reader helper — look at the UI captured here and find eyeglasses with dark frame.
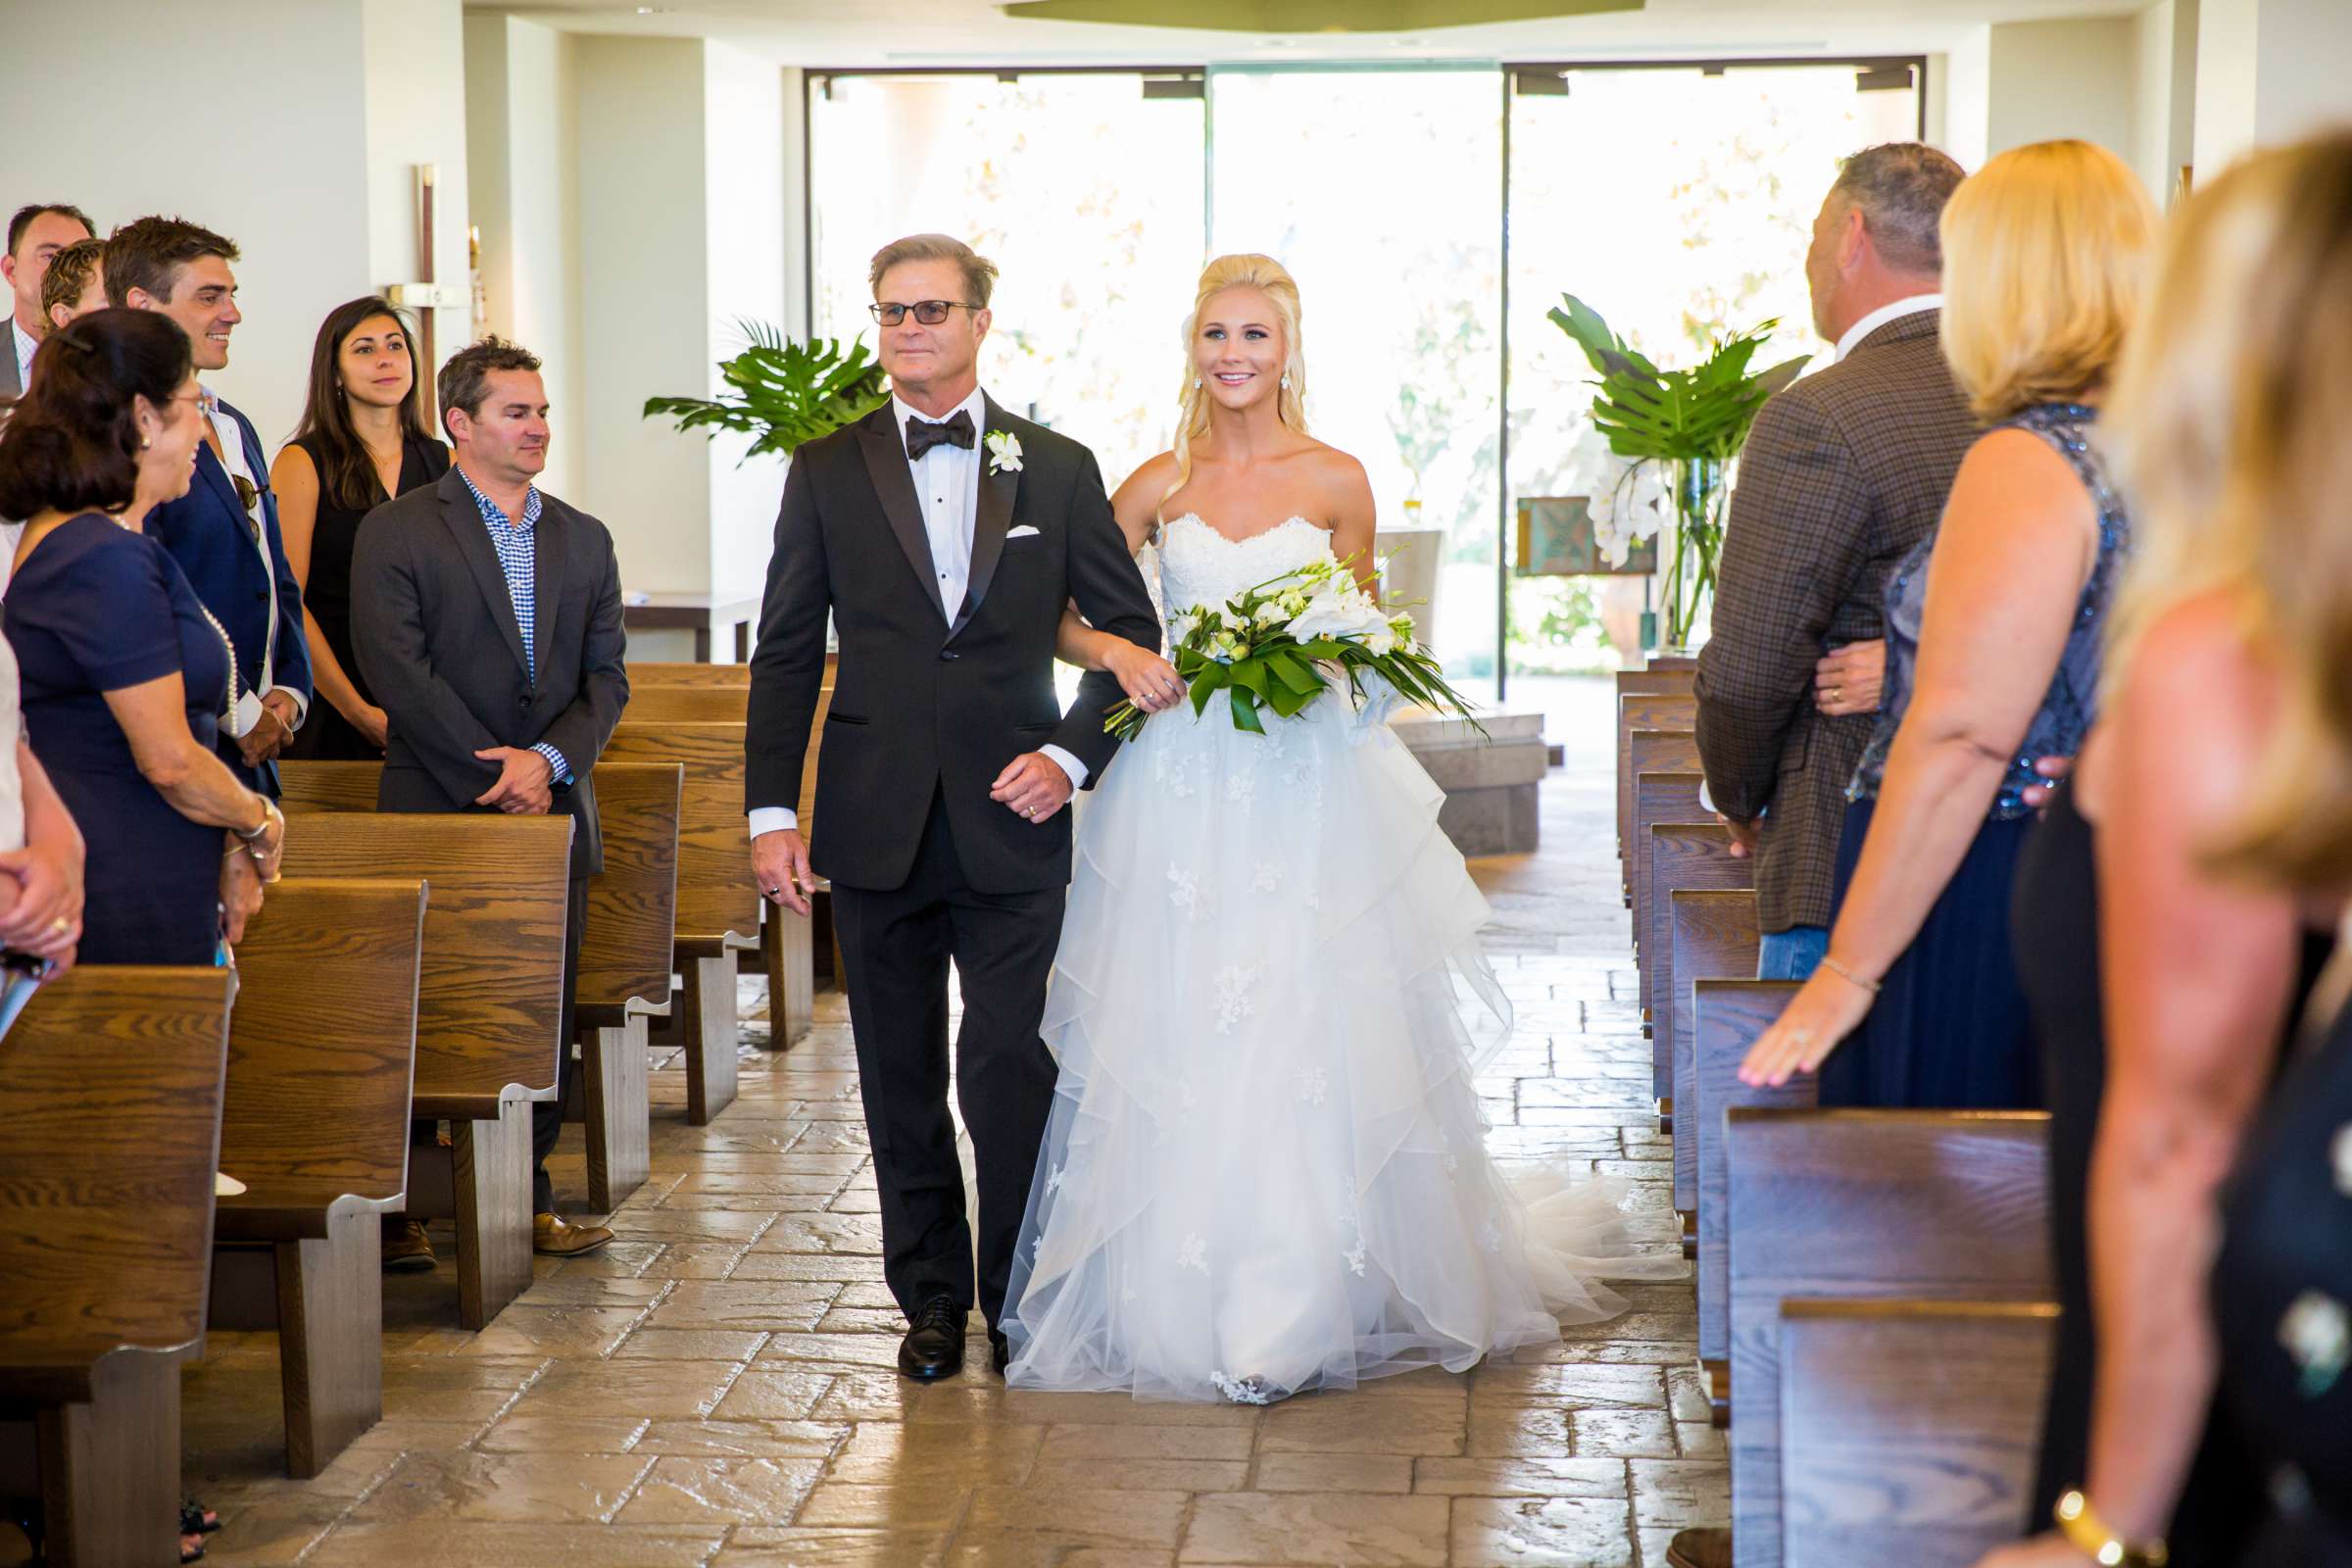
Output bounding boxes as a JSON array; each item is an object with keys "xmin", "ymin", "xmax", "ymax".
[{"xmin": 868, "ymin": 300, "xmax": 981, "ymax": 326}]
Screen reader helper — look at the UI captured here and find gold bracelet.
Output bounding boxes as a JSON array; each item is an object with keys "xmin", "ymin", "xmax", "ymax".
[
  {"xmin": 2054, "ymin": 1489, "xmax": 2169, "ymax": 1567},
  {"xmin": 1818, "ymin": 955, "xmax": 1881, "ymax": 994}
]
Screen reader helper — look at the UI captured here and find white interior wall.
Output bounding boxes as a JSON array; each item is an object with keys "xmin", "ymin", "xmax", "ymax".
[
  {"xmin": 361, "ymin": 0, "xmax": 471, "ymax": 408},
  {"xmin": 1935, "ymin": 28, "xmax": 1993, "ymax": 170},
  {"xmin": 1985, "ymin": 17, "xmax": 2138, "ymax": 162},
  {"xmin": 575, "ymin": 35, "xmax": 714, "ymax": 598},
  {"xmin": 0, "ymin": 0, "xmax": 380, "ymax": 447},
  {"xmin": 704, "ymin": 42, "xmax": 789, "ymax": 609},
  {"xmin": 2195, "ymin": 0, "xmax": 2352, "ymax": 177}
]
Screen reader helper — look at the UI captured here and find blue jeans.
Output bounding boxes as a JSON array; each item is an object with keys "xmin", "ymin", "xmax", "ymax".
[{"xmin": 1757, "ymin": 925, "xmax": 1828, "ymax": 981}]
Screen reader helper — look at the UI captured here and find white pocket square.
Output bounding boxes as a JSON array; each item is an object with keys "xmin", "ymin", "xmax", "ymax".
[{"xmin": 1004, "ymin": 525, "xmax": 1041, "ymax": 539}]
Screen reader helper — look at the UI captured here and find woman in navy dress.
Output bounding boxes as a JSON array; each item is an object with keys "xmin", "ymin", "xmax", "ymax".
[
  {"xmin": 1739, "ymin": 139, "xmax": 2159, "ymax": 1104},
  {"xmin": 0, "ymin": 309, "xmax": 284, "ymax": 967}
]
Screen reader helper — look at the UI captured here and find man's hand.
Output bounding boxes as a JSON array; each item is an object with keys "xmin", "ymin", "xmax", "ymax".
[
  {"xmin": 753, "ymin": 828, "xmax": 815, "ymax": 917},
  {"xmin": 473, "ymin": 747, "xmax": 555, "ymax": 814},
  {"xmin": 991, "ymin": 752, "xmax": 1075, "ymax": 824},
  {"xmin": 0, "ymin": 841, "xmax": 82, "ymax": 960},
  {"xmin": 1718, "ymin": 811, "xmax": 1761, "ymax": 858},
  {"xmin": 2019, "ymin": 755, "xmax": 2074, "ymax": 811},
  {"xmin": 235, "ymin": 695, "xmax": 297, "ymax": 767},
  {"xmin": 1814, "ymin": 639, "xmax": 1886, "ymax": 717}
]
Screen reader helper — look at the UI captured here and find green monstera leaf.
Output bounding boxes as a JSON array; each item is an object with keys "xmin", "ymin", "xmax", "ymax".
[{"xmin": 643, "ymin": 320, "xmax": 891, "ymax": 462}]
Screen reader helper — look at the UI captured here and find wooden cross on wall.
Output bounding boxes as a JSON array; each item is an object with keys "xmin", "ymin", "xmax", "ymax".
[{"xmin": 384, "ymin": 164, "xmax": 464, "ymax": 426}]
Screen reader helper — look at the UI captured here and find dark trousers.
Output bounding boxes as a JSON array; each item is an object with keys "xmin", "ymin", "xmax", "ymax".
[
  {"xmin": 533, "ymin": 875, "xmax": 590, "ymax": 1214},
  {"xmin": 830, "ymin": 787, "xmax": 1062, "ymax": 1328}
]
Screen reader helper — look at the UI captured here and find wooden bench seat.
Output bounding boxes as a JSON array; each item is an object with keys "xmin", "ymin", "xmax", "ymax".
[
  {"xmin": 205, "ymin": 877, "xmax": 426, "ymax": 1477},
  {"xmin": 605, "ymin": 720, "xmax": 760, "ymax": 1124},
  {"xmin": 1629, "ymin": 740, "xmax": 1703, "ymax": 959},
  {"xmin": 1693, "ymin": 980, "xmax": 1809, "ymax": 1386},
  {"xmin": 625, "ymin": 660, "xmax": 750, "ymax": 686},
  {"xmin": 1646, "ymin": 822, "xmax": 1752, "ymax": 1136},
  {"xmin": 621, "ymin": 684, "xmax": 749, "ymax": 724},
  {"xmin": 1780, "ymin": 1298, "xmax": 2058, "ymax": 1567},
  {"xmin": 0, "ymin": 966, "xmax": 236, "ymax": 1567},
  {"xmin": 1726, "ymin": 1109, "xmax": 2052, "ymax": 1568},
  {"xmin": 277, "ymin": 812, "xmax": 573, "ymax": 1330},
  {"xmin": 1669, "ymin": 890, "xmax": 1761, "ymax": 1217},
  {"xmin": 1616, "ymin": 691, "xmax": 1696, "ymax": 866}
]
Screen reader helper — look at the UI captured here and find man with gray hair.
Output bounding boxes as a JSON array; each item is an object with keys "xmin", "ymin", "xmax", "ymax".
[{"xmin": 1695, "ymin": 147, "xmax": 1976, "ymax": 1002}]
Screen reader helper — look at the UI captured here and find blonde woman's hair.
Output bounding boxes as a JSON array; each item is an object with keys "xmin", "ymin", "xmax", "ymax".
[
  {"xmin": 1159, "ymin": 254, "xmax": 1308, "ymax": 523},
  {"xmin": 2103, "ymin": 130, "xmax": 2352, "ymax": 886},
  {"xmin": 1939, "ymin": 139, "xmax": 2159, "ymax": 422}
]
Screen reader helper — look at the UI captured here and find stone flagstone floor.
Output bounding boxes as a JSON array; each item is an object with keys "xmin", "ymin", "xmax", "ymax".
[{"xmin": 56, "ymin": 679, "xmax": 1730, "ymax": 1567}]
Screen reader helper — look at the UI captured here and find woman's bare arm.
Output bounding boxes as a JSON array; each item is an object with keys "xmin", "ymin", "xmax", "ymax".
[{"xmin": 271, "ymin": 444, "xmax": 382, "ymax": 741}]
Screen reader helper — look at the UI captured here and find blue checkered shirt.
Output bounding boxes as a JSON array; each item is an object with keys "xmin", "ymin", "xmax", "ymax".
[{"xmin": 454, "ymin": 466, "xmax": 570, "ymax": 785}]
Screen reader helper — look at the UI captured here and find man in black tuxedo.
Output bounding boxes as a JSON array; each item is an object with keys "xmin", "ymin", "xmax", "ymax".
[
  {"xmin": 747, "ymin": 234, "xmax": 1159, "ymax": 1380},
  {"xmin": 353, "ymin": 336, "xmax": 627, "ymax": 1264}
]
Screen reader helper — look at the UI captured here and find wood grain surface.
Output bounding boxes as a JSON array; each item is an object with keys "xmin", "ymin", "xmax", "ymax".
[
  {"xmin": 605, "ymin": 721, "xmax": 761, "ymax": 948},
  {"xmin": 1780, "ymin": 1299, "xmax": 2057, "ymax": 1568},
  {"xmin": 1693, "ymin": 980, "xmax": 1810, "ymax": 1365},
  {"xmin": 1617, "ymin": 691, "xmax": 1697, "ymax": 863},
  {"xmin": 1725, "ymin": 1110, "xmax": 2051, "ymax": 1568},
  {"xmin": 578, "ymin": 763, "xmax": 683, "ymax": 1022},
  {"xmin": 1670, "ymin": 890, "xmax": 1761, "ymax": 1212},
  {"xmin": 1630, "ymin": 758, "xmax": 1705, "ymax": 1005},
  {"xmin": 0, "ymin": 965, "xmax": 235, "ymax": 1385},
  {"xmin": 1646, "ymin": 822, "xmax": 1752, "ymax": 1121},
  {"xmin": 278, "ymin": 813, "xmax": 572, "ymax": 1117}
]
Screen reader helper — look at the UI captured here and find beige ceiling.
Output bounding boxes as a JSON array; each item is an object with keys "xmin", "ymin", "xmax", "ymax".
[{"xmin": 467, "ymin": 0, "xmax": 2155, "ymax": 67}]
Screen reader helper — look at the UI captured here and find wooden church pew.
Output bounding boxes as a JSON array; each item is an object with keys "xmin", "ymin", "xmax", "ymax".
[
  {"xmin": 620, "ymin": 683, "xmax": 750, "ymax": 724},
  {"xmin": 0, "ymin": 966, "xmax": 237, "ymax": 1568},
  {"xmin": 1629, "ymin": 746, "xmax": 1703, "ymax": 985},
  {"xmin": 606, "ymin": 720, "xmax": 760, "ymax": 1123},
  {"xmin": 1617, "ymin": 691, "xmax": 1696, "ymax": 865},
  {"xmin": 1669, "ymin": 889, "xmax": 1762, "ymax": 1216},
  {"xmin": 278, "ymin": 759, "xmax": 687, "ymax": 1213},
  {"xmin": 625, "ymin": 660, "xmax": 751, "ymax": 687},
  {"xmin": 1779, "ymin": 1298, "xmax": 2058, "ymax": 1568},
  {"xmin": 1726, "ymin": 1109, "xmax": 2052, "ymax": 1568},
  {"xmin": 206, "ymin": 877, "xmax": 426, "ymax": 1477},
  {"xmin": 570, "ymin": 763, "xmax": 682, "ymax": 1211},
  {"xmin": 279, "ymin": 813, "xmax": 574, "ymax": 1330},
  {"xmin": 1693, "ymin": 979, "xmax": 1810, "ymax": 1406},
  {"xmin": 1646, "ymin": 822, "xmax": 1753, "ymax": 1142}
]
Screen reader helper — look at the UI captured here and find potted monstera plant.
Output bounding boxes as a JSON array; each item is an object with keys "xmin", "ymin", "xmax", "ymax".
[
  {"xmin": 643, "ymin": 320, "xmax": 890, "ymax": 460},
  {"xmin": 1549, "ymin": 294, "xmax": 1809, "ymax": 650}
]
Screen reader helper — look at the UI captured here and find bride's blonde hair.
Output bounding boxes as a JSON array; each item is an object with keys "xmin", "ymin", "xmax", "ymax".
[{"xmin": 1159, "ymin": 254, "xmax": 1309, "ymax": 524}]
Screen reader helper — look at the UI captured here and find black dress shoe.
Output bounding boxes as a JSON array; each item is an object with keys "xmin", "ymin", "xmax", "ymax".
[
  {"xmin": 989, "ymin": 1329, "xmax": 1010, "ymax": 1377},
  {"xmin": 897, "ymin": 1297, "xmax": 966, "ymax": 1381}
]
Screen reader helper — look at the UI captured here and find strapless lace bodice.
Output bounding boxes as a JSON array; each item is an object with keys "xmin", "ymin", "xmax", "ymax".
[{"xmin": 1157, "ymin": 515, "xmax": 1335, "ymax": 625}]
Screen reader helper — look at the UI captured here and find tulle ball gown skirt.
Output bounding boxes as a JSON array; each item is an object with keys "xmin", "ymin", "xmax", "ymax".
[{"xmin": 1001, "ymin": 686, "xmax": 1681, "ymax": 1402}]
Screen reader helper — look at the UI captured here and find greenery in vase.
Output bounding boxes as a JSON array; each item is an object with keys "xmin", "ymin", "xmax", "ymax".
[
  {"xmin": 642, "ymin": 321, "xmax": 890, "ymax": 461},
  {"xmin": 1547, "ymin": 294, "xmax": 1809, "ymax": 647}
]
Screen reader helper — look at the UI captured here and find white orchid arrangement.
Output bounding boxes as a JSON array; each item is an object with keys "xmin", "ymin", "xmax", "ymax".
[{"xmin": 1109, "ymin": 555, "xmax": 1478, "ymax": 741}]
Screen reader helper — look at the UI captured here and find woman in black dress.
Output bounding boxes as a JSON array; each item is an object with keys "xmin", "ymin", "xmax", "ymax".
[
  {"xmin": 272, "ymin": 296, "xmax": 449, "ymax": 760},
  {"xmin": 1975, "ymin": 132, "xmax": 2352, "ymax": 1568}
]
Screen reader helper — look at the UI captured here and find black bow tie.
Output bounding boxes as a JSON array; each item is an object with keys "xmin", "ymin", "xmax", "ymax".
[{"xmin": 904, "ymin": 409, "xmax": 976, "ymax": 462}]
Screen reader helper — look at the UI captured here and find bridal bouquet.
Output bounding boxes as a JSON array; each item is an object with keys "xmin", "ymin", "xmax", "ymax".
[{"xmin": 1106, "ymin": 556, "xmax": 1479, "ymax": 741}]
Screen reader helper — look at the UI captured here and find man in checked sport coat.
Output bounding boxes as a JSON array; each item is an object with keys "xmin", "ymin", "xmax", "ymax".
[
  {"xmin": 1694, "ymin": 142, "xmax": 1980, "ymax": 987},
  {"xmin": 746, "ymin": 235, "xmax": 1159, "ymax": 1384}
]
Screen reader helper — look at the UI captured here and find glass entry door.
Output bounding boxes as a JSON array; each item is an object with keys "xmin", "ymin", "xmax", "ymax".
[{"xmin": 1209, "ymin": 65, "xmax": 1504, "ymax": 692}]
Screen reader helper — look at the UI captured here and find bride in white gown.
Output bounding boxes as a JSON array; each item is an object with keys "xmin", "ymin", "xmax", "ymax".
[{"xmin": 1000, "ymin": 254, "xmax": 1681, "ymax": 1403}]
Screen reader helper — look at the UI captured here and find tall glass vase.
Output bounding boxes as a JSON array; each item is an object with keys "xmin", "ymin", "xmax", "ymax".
[{"xmin": 1659, "ymin": 456, "xmax": 1726, "ymax": 650}]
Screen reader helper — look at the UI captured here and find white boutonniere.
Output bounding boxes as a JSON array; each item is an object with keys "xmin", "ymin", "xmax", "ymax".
[{"xmin": 986, "ymin": 429, "xmax": 1024, "ymax": 475}]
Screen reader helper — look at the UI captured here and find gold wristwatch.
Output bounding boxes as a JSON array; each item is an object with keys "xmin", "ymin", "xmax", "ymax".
[{"xmin": 2054, "ymin": 1490, "xmax": 2169, "ymax": 1567}]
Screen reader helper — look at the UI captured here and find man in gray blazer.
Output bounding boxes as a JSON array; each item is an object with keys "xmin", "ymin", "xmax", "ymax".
[
  {"xmin": 0, "ymin": 202, "xmax": 93, "ymax": 399},
  {"xmin": 353, "ymin": 336, "xmax": 628, "ymax": 1261},
  {"xmin": 1674, "ymin": 139, "xmax": 1978, "ymax": 1568}
]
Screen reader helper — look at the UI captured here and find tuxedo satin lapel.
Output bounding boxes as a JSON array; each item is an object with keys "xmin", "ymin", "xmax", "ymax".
[
  {"xmin": 530, "ymin": 502, "xmax": 562, "ymax": 681},
  {"xmin": 440, "ymin": 479, "xmax": 531, "ymax": 676},
  {"xmin": 956, "ymin": 397, "xmax": 1020, "ymax": 637},
  {"xmin": 857, "ymin": 410, "xmax": 948, "ymax": 624}
]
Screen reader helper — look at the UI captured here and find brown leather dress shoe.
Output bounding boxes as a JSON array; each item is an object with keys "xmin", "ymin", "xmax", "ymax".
[
  {"xmin": 382, "ymin": 1219, "xmax": 435, "ymax": 1273},
  {"xmin": 532, "ymin": 1212, "xmax": 614, "ymax": 1256},
  {"xmin": 1665, "ymin": 1527, "xmax": 1732, "ymax": 1568}
]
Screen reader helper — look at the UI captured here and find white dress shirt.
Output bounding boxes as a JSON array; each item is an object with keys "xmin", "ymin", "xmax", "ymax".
[
  {"xmin": 11, "ymin": 317, "xmax": 36, "ymax": 393},
  {"xmin": 201, "ymin": 386, "xmax": 306, "ymax": 732},
  {"xmin": 747, "ymin": 386, "xmax": 1085, "ymax": 842},
  {"xmin": 1834, "ymin": 293, "xmax": 1942, "ymax": 363}
]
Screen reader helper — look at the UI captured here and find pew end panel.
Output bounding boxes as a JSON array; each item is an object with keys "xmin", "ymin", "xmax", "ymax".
[
  {"xmin": 1647, "ymin": 823, "xmax": 1752, "ymax": 1180},
  {"xmin": 573, "ymin": 761, "xmax": 684, "ymax": 1212},
  {"xmin": 1780, "ymin": 1298, "xmax": 2058, "ymax": 1568},
  {"xmin": 1725, "ymin": 1109, "xmax": 2053, "ymax": 1568},
  {"xmin": 1693, "ymin": 980, "xmax": 1810, "ymax": 1373},
  {"xmin": 1617, "ymin": 691, "xmax": 1697, "ymax": 870},
  {"xmin": 0, "ymin": 965, "xmax": 237, "ymax": 1566},
  {"xmin": 1629, "ymin": 751, "xmax": 1704, "ymax": 992},
  {"xmin": 1669, "ymin": 889, "xmax": 1762, "ymax": 1215}
]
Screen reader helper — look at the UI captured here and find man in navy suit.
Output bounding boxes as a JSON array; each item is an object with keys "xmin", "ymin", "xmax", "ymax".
[{"xmin": 106, "ymin": 216, "xmax": 311, "ymax": 794}]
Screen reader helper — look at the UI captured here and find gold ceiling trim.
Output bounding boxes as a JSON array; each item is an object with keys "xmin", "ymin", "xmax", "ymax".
[{"xmin": 1003, "ymin": 0, "xmax": 1643, "ymax": 33}]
